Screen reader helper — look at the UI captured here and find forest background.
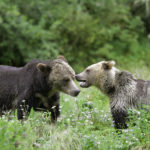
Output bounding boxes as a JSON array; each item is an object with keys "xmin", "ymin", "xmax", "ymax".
[{"xmin": 0, "ymin": 0, "xmax": 150, "ymax": 72}]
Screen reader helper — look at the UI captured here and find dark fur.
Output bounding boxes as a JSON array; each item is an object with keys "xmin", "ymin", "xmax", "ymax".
[
  {"xmin": 109, "ymin": 71, "xmax": 150, "ymax": 129},
  {"xmin": 0, "ymin": 60, "xmax": 60, "ymax": 122}
]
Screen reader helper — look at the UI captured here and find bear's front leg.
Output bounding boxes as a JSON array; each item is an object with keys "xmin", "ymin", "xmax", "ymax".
[
  {"xmin": 111, "ymin": 109, "xmax": 128, "ymax": 129},
  {"xmin": 47, "ymin": 93, "xmax": 60, "ymax": 123},
  {"xmin": 17, "ymin": 98, "xmax": 31, "ymax": 120},
  {"xmin": 50, "ymin": 104, "xmax": 60, "ymax": 123}
]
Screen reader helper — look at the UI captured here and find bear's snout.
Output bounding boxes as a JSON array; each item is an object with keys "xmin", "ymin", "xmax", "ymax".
[
  {"xmin": 75, "ymin": 74, "xmax": 79, "ymax": 80},
  {"xmin": 75, "ymin": 74, "xmax": 86, "ymax": 82},
  {"xmin": 75, "ymin": 74, "xmax": 91, "ymax": 88},
  {"xmin": 75, "ymin": 74, "xmax": 82, "ymax": 81},
  {"xmin": 73, "ymin": 89, "xmax": 80, "ymax": 96}
]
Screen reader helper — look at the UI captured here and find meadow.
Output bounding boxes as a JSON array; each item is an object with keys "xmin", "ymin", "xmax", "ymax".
[
  {"xmin": 0, "ymin": 0, "xmax": 150, "ymax": 149},
  {"xmin": 1, "ymin": 77, "xmax": 150, "ymax": 150}
]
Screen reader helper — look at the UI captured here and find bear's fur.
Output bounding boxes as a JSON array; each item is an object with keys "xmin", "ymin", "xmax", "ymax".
[
  {"xmin": 76, "ymin": 61, "xmax": 150, "ymax": 129},
  {"xmin": 0, "ymin": 57, "xmax": 80, "ymax": 122}
]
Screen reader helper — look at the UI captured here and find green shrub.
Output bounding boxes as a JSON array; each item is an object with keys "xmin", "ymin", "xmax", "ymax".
[
  {"xmin": 0, "ymin": 0, "xmax": 150, "ymax": 71},
  {"xmin": 0, "ymin": 0, "xmax": 58, "ymax": 66}
]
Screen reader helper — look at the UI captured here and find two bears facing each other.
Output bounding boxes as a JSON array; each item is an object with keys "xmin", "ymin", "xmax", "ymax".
[
  {"xmin": 1, "ymin": 57, "xmax": 150, "ymax": 129},
  {"xmin": 76, "ymin": 60, "xmax": 150, "ymax": 129},
  {"xmin": 0, "ymin": 56, "xmax": 80, "ymax": 122}
]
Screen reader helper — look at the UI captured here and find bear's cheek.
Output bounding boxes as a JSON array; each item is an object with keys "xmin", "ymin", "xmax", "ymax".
[
  {"xmin": 87, "ymin": 74, "xmax": 97, "ymax": 84},
  {"xmin": 48, "ymin": 73, "xmax": 61, "ymax": 84},
  {"xmin": 48, "ymin": 76, "xmax": 61, "ymax": 89},
  {"xmin": 55, "ymin": 80, "xmax": 64, "ymax": 89}
]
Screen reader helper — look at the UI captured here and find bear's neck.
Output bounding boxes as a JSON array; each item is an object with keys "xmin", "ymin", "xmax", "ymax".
[
  {"xmin": 101, "ymin": 81, "xmax": 115, "ymax": 97},
  {"xmin": 108, "ymin": 71, "xmax": 136, "ymax": 97},
  {"xmin": 100, "ymin": 70, "xmax": 136, "ymax": 97},
  {"xmin": 98, "ymin": 70, "xmax": 119, "ymax": 96},
  {"xmin": 32, "ymin": 68, "xmax": 51, "ymax": 93}
]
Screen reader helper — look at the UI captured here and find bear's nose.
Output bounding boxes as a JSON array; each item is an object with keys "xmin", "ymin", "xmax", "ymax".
[{"xmin": 74, "ymin": 89, "xmax": 80, "ymax": 96}]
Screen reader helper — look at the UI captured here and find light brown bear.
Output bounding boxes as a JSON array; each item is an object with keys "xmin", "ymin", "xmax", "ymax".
[{"xmin": 76, "ymin": 61, "xmax": 150, "ymax": 129}]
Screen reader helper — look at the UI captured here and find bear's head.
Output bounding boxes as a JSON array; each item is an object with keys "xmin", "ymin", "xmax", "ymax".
[
  {"xmin": 76, "ymin": 61, "xmax": 119, "ymax": 94},
  {"xmin": 37, "ymin": 56, "xmax": 80, "ymax": 97}
]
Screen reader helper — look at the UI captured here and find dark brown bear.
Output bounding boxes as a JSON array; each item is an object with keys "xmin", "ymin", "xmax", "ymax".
[{"xmin": 0, "ymin": 57, "xmax": 80, "ymax": 122}]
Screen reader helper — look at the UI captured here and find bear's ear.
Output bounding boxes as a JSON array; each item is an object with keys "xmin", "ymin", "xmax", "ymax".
[
  {"xmin": 103, "ymin": 61, "xmax": 115, "ymax": 70},
  {"xmin": 57, "ymin": 55, "xmax": 67, "ymax": 62},
  {"xmin": 36, "ymin": 63, "xmax": 51, "ymax": 74}
]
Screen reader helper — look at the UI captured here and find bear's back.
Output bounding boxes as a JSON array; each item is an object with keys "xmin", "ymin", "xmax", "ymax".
[
  {"xmin": 0, "ymin": 60, "xmax": 50, "ymax": 104},
  {"xmin": 136, "ymin": 79, "xmax": 150, "ymax": 105},
  {"xmin": 0, "ymin": 65, "xmax": 22, "ymax": 89}
]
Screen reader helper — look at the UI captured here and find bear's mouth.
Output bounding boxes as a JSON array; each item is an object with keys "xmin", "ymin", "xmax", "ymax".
[{"xmin": 78, "ymin": 80, "xmax": 90, "ymax": 88}]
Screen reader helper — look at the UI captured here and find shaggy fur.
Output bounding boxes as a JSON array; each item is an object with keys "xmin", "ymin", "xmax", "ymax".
[
  {"xmin": 76, "ymin": 61, "xmax": 150, "ymax": 129},
  {"xmin": 0, "ymin": 57, "xmax": 80, "ymax": 122}
]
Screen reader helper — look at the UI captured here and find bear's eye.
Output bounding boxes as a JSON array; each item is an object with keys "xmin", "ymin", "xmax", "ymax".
[
  {"xmin": 63, "ymin": 78, "xmax": 70, "ymax": 82},
  {"xmin": 86, "ymin": 69, "xmax": 90, "ymax": 73}
]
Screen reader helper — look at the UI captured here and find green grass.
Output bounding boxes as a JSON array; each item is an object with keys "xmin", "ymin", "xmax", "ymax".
[{"xmin": 0, "ymin": 86, "xmax": 150, "ymax": 150}]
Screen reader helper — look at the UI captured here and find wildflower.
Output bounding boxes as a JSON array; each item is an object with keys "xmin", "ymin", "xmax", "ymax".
[
  {"xmin": 22, "ymin": 100, "xmax": 26, "ymax": 103},
  {"xmin": 86, "ymin": 95, "xmax": 90, "ymax": 98},
  {"xmin": 124, "ymin": 129, "xmax": 129, "ymax": 133},
  {"xmin": 90, "ymin": 122, "xmax": 93, "ymax": 125},
  {"xmin": 51, "ymin": 106, "xmax": 56, "ymax": 109},
  {"xmin": 33, "ymin": 142, "xmax": 41, "ymax": 148},
  {"xmin": 97, "ymin": 141, "xmax": 101, "ymax": 144},
  {"xmin": 64, "ymin": 99, "xmax": 69, "ymax": 102},
  {"xmin": 86, "ymin": 115, "xmax": 91, "ymax": 119}
]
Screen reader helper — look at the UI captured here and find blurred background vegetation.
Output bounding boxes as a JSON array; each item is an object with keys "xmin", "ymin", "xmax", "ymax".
[{"xmin": 0, "ymin": 0, "xmax": 150, "ymax": 71}]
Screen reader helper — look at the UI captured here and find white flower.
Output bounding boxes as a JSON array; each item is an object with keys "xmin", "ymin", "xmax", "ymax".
[
  {"xmin": 137, "ymin": 111, "xmax": 140, "ymax": 115},
  {"xmin": 22, "ymin": 100, "xmax": 26, "ymax": 103},
  {"xmin": 97, "ymin": 141, "xmax": 101, "ymax": 145},
  {"xmin": 85, "ymin": 120, "xmax": 89, "ymax": 123},
  {"xmin": 51, "ymin": 106, "xmax": 56, "ymax": 109},
  {"xmin": 124, "ymin": 129, "xmax": 129, "ymax": 133}
]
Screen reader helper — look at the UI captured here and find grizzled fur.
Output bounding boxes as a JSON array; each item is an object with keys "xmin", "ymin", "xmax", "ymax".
[
  {"xmin": 76, "ymin": 61, "xmax": 150, "ymax": 129},
  {"xmin": 110, "ymin": 71, "xmax": 150, "ymax": 129},
  {"xmin": 0, "ymin": 57, "xmax": 80, "ymax": 122}
]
